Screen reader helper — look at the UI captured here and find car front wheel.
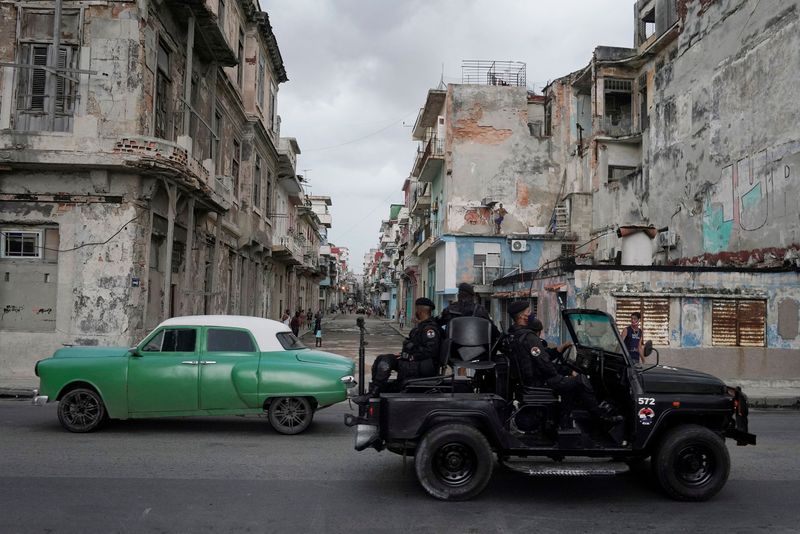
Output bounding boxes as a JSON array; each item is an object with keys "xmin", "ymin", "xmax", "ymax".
[
  {"xmin": 267, "ymin": 397, "xmax": 314, "ymax": 435},
  {"xmin": 57, "ymin": 387, "xmax": 107, "ymax": 433},
  {"xmin": 414, "ymin": 423, "xmax": 494, "ymax": 501},
  {"xmin": 653, "ymin": 424, "xmax": 730, "ymax": 501}
]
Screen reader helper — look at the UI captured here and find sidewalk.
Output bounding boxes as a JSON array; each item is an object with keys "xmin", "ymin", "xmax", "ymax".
[{"xmin": 383, "ymin": 319, "xmax": 800, "ymax": 409}]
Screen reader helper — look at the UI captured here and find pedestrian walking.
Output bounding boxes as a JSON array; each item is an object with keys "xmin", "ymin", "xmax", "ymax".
[
  {"xmin": 399, "ymin": 311, "xmax": 406, "ymax": 330},
  {"xmin": 306, "ymin": 309, "xmax": 313, "ymax": 329},
  {"xmin": 290, "ymin": 311, "xmax": 301, "ymax": 337},
  {"xmin": 314, "ymin": 316, "xmax": 323, "ymax": 347}
]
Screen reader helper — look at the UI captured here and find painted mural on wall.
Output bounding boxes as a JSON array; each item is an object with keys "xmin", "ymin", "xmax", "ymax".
[{"xmin": 703, "ymin": 140, "xmax": 800, "ymax": 253}]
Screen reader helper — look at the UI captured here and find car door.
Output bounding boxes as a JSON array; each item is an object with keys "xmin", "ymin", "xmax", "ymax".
[
  {"xmin": 198, "ymin": 327, "xmax": 260, "ymax": 410},
  {"xmin": 127, "ymin": 327, "xmax": 199, "ymax": 413}
]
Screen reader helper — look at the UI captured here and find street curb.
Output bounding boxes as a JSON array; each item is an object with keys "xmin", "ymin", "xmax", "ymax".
[
  {"xmin": 385, "ymin": 321, "xmax": 409, "ymax": 337},
  {"xmin": 0, "ymin": 387, "xmax": 36, "ymax": 399},
  {"xmin": 749, "ymin": 397, "xmax": 800, "ymax": 409}
]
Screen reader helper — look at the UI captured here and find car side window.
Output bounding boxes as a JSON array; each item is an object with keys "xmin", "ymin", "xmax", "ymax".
[
  {"xmin": 142, "ymin": 328, "xmax": 197, "ymax": 352},
  {"xmin": 206, "ymin": 329, "xmax": 256, "ymax": 352}
]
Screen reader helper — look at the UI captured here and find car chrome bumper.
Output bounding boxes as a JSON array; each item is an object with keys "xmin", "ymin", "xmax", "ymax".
[
  {"xmin": 32, "ymin": 394, "xmax": 49, "ymax": 406},
  {"xmin": 340, "ymin": 375, "xmax": 358, "ymax": 390}
]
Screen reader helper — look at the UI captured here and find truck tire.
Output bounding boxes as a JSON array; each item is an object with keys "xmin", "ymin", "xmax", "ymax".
[
  {"xmin": 653, "ymin": 424, "xmax": 730, "ymax": 501},
  {"xmin": 414, "ymin": 423, "xmax": 493, "ymax": 501}
]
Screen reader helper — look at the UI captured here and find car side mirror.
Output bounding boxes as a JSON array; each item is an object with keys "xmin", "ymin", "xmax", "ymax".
[
  {"xmin": 643, "ymin": 340, "xmax": 653, "ymax": 357},
  {"xmin": 129, "ymin": 346, "xmax": 142, "ymax": 357}
]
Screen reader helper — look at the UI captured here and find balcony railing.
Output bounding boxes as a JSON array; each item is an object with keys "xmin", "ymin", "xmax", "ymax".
[
  {"xmin": 473, "ymin": 265, "xmax": 522, "ymax": 286},
  {"xmin": 411, "ymin": 136, "xmax": 444, "ymax": 180},
  {"xmin": 461, "ymin": 60, "xmax": 526, "ymax": 87},
  {"xmin": 598, "ymin": 114, "xmax": 638, "ymax": 138}
]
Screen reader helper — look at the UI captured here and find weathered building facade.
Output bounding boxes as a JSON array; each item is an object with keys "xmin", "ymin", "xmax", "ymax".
[
  {"xmin": 0, "ymin": 0, "xmax": 326, "ymax": 379},
  {"xmin": 396, "ymin": 67, "xmax": 571, "ymax": 318},
  {"xmin": 494, "ymin": 0, "xmax": 800, "ymax": 381}
]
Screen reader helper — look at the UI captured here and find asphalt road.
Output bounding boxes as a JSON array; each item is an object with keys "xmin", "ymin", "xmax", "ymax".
[{"xmin": 1, "ymin": 316, "xmax": 798, "ymax": 533}]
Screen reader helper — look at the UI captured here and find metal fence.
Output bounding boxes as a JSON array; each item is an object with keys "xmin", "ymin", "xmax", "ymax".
[{"xmin": 462, "ymin": 60, "xmax": 526, "ymax": 87}]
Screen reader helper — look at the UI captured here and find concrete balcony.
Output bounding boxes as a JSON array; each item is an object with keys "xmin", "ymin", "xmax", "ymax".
[
  {"xmin": 411, "ymin": 136, "xmax": 444, "ymax": 183},
  {"xmin": 166, "ymin": 0, "xmax": 237, "ymax": 66},
  {"xmin": 597, "ymin": 114, "xmax": 641, "ymax": 140},
  {"xmin": 272, "ymin": 234, "xmax": 304, "ymax": 265},
  {"xmin": 411, "ymin": 192, "xmax": 431, "ymax": 215}
]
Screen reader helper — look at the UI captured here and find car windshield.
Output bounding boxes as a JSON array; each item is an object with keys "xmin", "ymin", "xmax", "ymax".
[
  {"xmin": 276, "ymin": 332, "xmax": 307, "ymax": 350},
  {"xmin": 564, "ymin": 312, "xmax": 625, "ymax": 355}
]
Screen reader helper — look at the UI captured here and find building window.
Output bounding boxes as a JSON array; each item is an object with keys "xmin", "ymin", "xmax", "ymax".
[
  {"xmin": 257, "ymin": 53, "xmax": 266, "ymax": 109},
  {"xmin": 712, "ymin": 299, "xmax": 766, "ymax": 347},
  {"xmin": 1, "ymin": 229, "xmax": 42, "ymax": 259},
  {"xmin": 615, "ymin": 297, "xmax": 670, "ymax": 346},
  {"xmin": 212, "ymin": 106, "xmax": 223, "ymax": 174},
  {"xmin": 253, "ymin": 155, "xmax": 262, "ymax": 210},
  {"xmin": 232, "ymin": 139, "xmax": 241, "ymax": 199},
  {"xmin": 154, "ymin": 41, "xmax": 172, "ymax": 140},
  {"xmin": 639, "ymin": 6, "xmax": 656, "ymax": 42},
  {"xmin": 608, "ymin": 165, "xmax": 638, "ymax": 183},
  {"xmin": 638, "ymin": 73, "xmax": 649, "ymax": 131},
  {"xmin": 269, "ymin": 82, "xmax": 278, "ymax": 132},
  {"xmin": 237, "ymin": 28, "xmax": 245, "ymax": 88},
  {"xmin": 15, "ymin": 9, "xmax": 81, "ymax": 132},
  {"xmin": 265, "ymin": 170, "xmax": 273, "ymax": 216},
  {"xmin": 218, "ymin": 0, "xmax": 226, "ymax": 30}
]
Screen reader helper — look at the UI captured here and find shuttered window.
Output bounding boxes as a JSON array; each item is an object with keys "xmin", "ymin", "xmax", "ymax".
[
  {"xmin": 615, "ymin": 297, "xmax": 670, "ymax": 346},
  {"xmin": 712, "ymin": 299, "xmax": 766, "ymax": 347}
]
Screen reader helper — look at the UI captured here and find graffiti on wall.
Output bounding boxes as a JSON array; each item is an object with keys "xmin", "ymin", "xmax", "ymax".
[
  {"xmin": 703, "ymin": 140, "xmax": 800, "ymax": 253},
  {"xmin": 450, "ymin": 205, "xmax": 492, "ymax": 227}
]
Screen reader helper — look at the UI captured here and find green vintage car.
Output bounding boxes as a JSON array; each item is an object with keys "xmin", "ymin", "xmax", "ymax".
[{"xmin": 33, "ymin": 315, "xmax": 356, "ymax": 434}]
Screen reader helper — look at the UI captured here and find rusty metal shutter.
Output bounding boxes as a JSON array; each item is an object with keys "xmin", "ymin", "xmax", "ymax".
[
  {"xmin": 737, "ymin": 300, "xmax": 766, "ymax": 347},
  {"xmin": 615, "ymin": 297, "xmax": 670, "ymax": 346},
  {"xmin": 712, "ymin": 299, "xmax": 765, "ymax": 347},
  {"xmin": 711, "ymin": 300, "xmax": 737, "ymax": 346}
]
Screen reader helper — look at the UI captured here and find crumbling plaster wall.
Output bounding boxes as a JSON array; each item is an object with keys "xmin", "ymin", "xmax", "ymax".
[
  {"xmin": 0, "ymin": 171, "xmax": 148, "ymax": 378},
  {"xmin": 571, "ymin": 268, "xmax": 800, "ymax": 379},
  {"xmin": 444, "ymin": 85, "xmax": 560, "ymax": 236},
  {"xmin": 610, "ymin": 0, "xmax": 800, "ymax": 262}
]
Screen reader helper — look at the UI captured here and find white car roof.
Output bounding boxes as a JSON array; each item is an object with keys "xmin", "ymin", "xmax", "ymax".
[{"xmin": 157, "ymin": 315, "xmax": 292, "ymax": 352}]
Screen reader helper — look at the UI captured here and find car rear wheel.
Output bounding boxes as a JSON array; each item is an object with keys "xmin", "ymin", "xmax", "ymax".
[
  {"xmin": 653, "ymin": 424, "xmax": 730, "ymax": 501},
  {"xmin": 414, "ymin": 423, "xmax": 493, "ymax": 501},
  {"xmin": 57, "ymin": 387, "xmax": 107, "ymax": 433},
  {"xmin": 268, "ymin": 397, "xmax": 314, "ymax": 435}
]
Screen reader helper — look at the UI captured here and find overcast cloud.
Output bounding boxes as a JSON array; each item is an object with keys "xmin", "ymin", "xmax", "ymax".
[{"xmin": 264, "ymin": 1, "xmax": 634, "ymax": 273}]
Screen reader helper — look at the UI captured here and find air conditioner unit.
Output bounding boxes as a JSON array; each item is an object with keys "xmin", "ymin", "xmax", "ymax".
[
  {"xmin": 656, "ymin": 230, "xmax": 678, "ymax": 249},
  {"xmin": 510, "ymin": 239, "xmax": 528, "ymax": 252}
]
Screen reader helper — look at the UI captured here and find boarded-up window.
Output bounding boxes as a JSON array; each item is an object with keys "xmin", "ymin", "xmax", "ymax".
[
  {"xmin": 712, "ymin": 299, "xmax": 766, "ymax": 347},
  {"xmin": 615, "ymin": 297, "xmax": 670, "ymax": 346}
]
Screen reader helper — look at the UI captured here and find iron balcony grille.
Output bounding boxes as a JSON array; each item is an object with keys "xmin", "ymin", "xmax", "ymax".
[{"xmin": 461, "ymin": 60, "xmax": 526, "ymax": 87}]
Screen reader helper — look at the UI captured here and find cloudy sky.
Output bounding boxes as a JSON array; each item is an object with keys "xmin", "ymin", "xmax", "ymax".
[{"xmin": 265, "ymin": 1, "xmax": 634, "ymax": 273}]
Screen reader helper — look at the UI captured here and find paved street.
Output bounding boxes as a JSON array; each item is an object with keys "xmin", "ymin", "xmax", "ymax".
[{"xmin": 1, "ymin": 316, "xmax": 799, "ymax": 533}]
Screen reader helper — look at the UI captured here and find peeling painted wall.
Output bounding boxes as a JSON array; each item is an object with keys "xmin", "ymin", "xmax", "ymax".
[{"xmin": 445, "ymin": 85, "xmax": 561, "ymax": 236}]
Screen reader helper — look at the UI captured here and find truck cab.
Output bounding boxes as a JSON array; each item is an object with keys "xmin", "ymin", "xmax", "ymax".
[{"xmin": 345, "ymin": 309, "xmax": 755, "ymax": 501}]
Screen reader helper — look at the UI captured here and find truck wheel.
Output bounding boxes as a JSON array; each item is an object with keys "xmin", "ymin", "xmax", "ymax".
[
  {"xmin": 414, "ymin": 424, "xmax": 493, "ymax": 501},
  {"xmin": 268, "ymin": 397, "xmax": 314, "ymax": 435},
  {"xmin": 57, "ymin": 387, "xmax": 107, "ymax": 433},
  {"xmin": 653, "ymin": 424, "xmax": 730, "ymax": 501}
]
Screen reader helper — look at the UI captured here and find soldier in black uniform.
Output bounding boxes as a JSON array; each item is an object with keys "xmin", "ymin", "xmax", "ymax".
[
  {"xmin": 438, "ymin": 283, "xmax": 491, "ymax": 329},
  {"xmin": 365, "ymin": 297, "xmax": 441, "ymax": 396},
  {"xmin": 506, "ymin": 301, "xmax": 622, "ymax": 428},
  {"xmin": 439, "ymin": 283, "xmax": 500, "ymax": 346}
]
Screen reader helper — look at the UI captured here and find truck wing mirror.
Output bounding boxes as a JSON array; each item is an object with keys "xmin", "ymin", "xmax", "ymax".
[{"xmin": 643, "ymin": 340, "xmax": 654, "ymax": 357}]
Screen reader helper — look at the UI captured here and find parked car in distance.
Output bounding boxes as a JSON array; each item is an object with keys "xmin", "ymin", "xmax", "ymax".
[{"xmin": 34, "ymin": 315, "xmax": 356, "ymax": 434}]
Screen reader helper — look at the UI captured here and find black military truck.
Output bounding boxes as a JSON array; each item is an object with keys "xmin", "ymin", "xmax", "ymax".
[{"xmin": 345, "ymin": 309, "xmax": 756, "ymax": 501}]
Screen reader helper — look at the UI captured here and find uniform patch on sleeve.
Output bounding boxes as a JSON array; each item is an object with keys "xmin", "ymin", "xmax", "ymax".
[
  {"xmin": 530, "ymin": 347, "xmax": 541, "ymax": 357},
  {"xmin": 425, "ymin": 328, "xmax": 437, "ymax": 339}
]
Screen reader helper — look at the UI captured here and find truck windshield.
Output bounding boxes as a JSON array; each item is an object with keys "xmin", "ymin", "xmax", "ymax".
[{"xmin": 566, "ymin": 313, "xmax": 625, "ymax": 355}]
